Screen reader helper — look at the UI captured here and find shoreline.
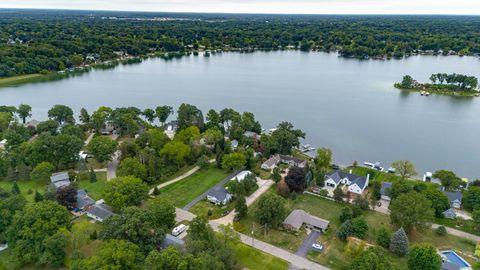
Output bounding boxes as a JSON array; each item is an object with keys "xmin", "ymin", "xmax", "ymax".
[{"xmin": 394, "ymin": 83, "xmax": 480, "ymax": 97}]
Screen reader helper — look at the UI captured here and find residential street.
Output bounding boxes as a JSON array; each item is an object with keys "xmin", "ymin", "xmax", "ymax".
[{"xmin": 296, "ymin": 230, "xmax": 321, "ymax": 257}]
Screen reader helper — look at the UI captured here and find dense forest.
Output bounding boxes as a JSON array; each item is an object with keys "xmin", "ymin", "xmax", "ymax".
[{"xmin": 0, "ymin": 9, "xmax": 480, "ymax": 77}]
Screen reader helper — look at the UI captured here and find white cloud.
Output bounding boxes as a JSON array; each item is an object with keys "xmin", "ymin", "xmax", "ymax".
[{"xmin": 0, "ymin": 0, "xmax": 479, "ymax": 14}]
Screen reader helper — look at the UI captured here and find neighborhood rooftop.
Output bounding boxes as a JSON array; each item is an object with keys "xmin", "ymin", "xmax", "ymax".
[
  {"xmin": 50, "ymin": 171, "xmax": 71, "ymax": 189},
  {"xmin": 76, "ymin": 189, "xmax": 95, "ymax": 210},
  {"xmin": 326, "ymin": 170, "xmax": 368, "ymax": 188},
  {"xmin": 283, "ymin": 209, "xmax": 330, "ymax": 231}
]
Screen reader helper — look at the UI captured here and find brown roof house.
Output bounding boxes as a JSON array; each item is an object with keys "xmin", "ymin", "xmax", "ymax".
[{"xmin": 283, "ymin": 209, "xmax": 330, "ymax": 232}]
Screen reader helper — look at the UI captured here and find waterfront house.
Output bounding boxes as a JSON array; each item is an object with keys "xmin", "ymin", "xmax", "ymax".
[
  {"xmin": 441, "ymin": 190, "xmax": 463, "ymax": 209},
  {"xmin": 206, "ymin": 187, "xmax": 232, "ymax": 206},
  {"xmin": 443, "ymin": 208, "xmax": 457, "ymax": 219},
  {"xmin": 25, "ymin": 119, "xmax": 40, "ymax": 129},
  {"xmin": 243, "ymin": 131, "xmax": 259, "ymax": 140},
  {"xmin": 164, "ymin": 120, "xmax": 178, "ymax": 139},
  {"xmin": 50, "ymin": 172, "xmax": 71, "ymax": 189},
  {"xmin": 380, "ymin": 182, "xmax": 392, "ymax": 201},
  {"xmin": 261, "ymin": 154, "xmax": 307, "ymax": 171},
  {"xmin": 283, "ymin": 209, "xmax": 330, "ymax": 232},
  {"xmin": 85, "ymin": 200, "xmax": 114, "ymax": 222},
  {"xmin": 324, "ymin": 171, "xmax": 369, "ymax": 195}
]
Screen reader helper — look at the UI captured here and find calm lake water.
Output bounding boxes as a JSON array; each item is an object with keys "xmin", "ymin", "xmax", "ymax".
[{"xmin": 1, "ymin": 51, "xmax": 479, "ymax": 179}]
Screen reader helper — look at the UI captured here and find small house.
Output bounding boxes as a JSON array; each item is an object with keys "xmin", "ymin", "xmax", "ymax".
[
  {"xmin": 380, "ymin": 182, "xmax": 392, "ymax": 201},
  {"xmin": 243, "ymin": 131, "xmax": 259, "ymax": 140},
  {"xmin": 261, "ymin": 155, "xmax": 280, "ymax": 170},
  {"xmin": 283, "ymin": 209, "xmax": 330, "ymax": 232},
  {"xmin": 206, "ymin": 187, "xmax": 232, "ymax": 206},
  {"xmin": 50, "ymin": 172, "xmax": 71, "ymax": 189},
  {"xmin": 231, "ymin": 170, "xmax": 253, "ymax": 182},
  {"xmin": 75, "ymin": 189, "xmax": 95, "ymax": 211},
  {"xmin": 25, "ymin": 119, "xmax": 40, "ymax": 130},
  {"xmin": 85, "ymin": 201, "xmax": 114, "ymax": 222},
  {"xmin": 261, "ymin": 154, "xmax": 307, "ymax": 171},
  {"xmin": 164, "ymin": 121, "xmax": 178, "ymax": 139},
  {"xmin": 444, "ymin": 191, "xmax": 462, "ymax": 209}
]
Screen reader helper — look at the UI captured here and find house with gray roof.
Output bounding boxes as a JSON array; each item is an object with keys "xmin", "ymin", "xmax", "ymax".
[
  {"xmin": 443, "ymin": 191, "xmax": 462, "ymax": 209},
  {"xmin": 75, "ymin": 189, "xmax": 95, "ymax": 211},
  {"xmin": 380, "ymin": 182, "xmax": 392, "ymax": 201},
  {"xmin": 50, "ymin": 172, "xmax": 71, "ymax": 189},
  {"xmin": 206, "ymin": 187, "xmax": 232, "ymax": 206},
  {"xmin": 283, "ymin": 209, "xmax": 330, "ymax": 232},
  {"xmin": 261, "ymin": 154, "xmax": 307, "ymax": 171},
  {"xmin": 85, "ymin": 202, "xmax": 114, "ymax": 222},
  {"xmin": 160, "ymin": 234, "xmax": 185, "ymax": 250},
  {"xmin": 243, "ymin": 131, "xmax": 259, "ymax": 140},
  {"xmin": 443, "ymin": 208, "xmax": 457, "ymax": 219},
  {"xmin": 324, "ymin": 171, "xmax": 369, "ymax": 195}
]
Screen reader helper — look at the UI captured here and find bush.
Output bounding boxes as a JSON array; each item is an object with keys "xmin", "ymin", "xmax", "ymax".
[
  {"xmin": 353, "ymin": 197, "xmax": 370, "ymax": 210},
  {"xmin": 407, "ymin": 244, "xmax": 442, "ymax": 270},
  {"xmin": 376, "ymin": 227, "xmax": 391, "ymax": 249},
  {"xmin": 318, "ymin": 189, "xmax": 329, "ymax": 197},
  {"xmin": 435, "ymin": 225, "xmax": 447, "ymax": 236},
  {"xmin": 340, "ymin": 206, "xmax": 353, "ymax": 222},
  {"xmin": 351, "ymin": 217, "xmax": 369, "ymax": 239},
  {"xmin": 337, "ymin": 220, "xmax": 353, "ymax": 241},
  {"xmin": 352, "ymin": 204, "xmax": 363, "ymax": 218}
]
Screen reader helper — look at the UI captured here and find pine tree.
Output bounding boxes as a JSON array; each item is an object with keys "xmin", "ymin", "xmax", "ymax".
[
  {"xmin": 235, "ymin": 196, "xmax": 248, "ymax": 220},
  {"xmin": 152, "ymin": 186, "xmax": 160, "ymax": 196},
  {"xmin": 271, "ymin": 167, "xmax": 282, "ymax": 183},
  {"xmin": 390, "ymin": 227, "xmax": 409, "ymax": 256},
  {"xmin": 337, "ymin": 220, "xmax": 353, "ymax": 241},
  {"xmin": 34, "ymin": 190, "xmax": 44, "ymax": 202},
  {"xmin": 333, "ymin": 186, "xmax": 344, "ymax": 202},
  {"xmin": 89, "ymin": 168, "xmax": 97, "ymax": 183},
  {"xmin": 11, "ymin": 181, "xmax": 20, "ymax": 195}
]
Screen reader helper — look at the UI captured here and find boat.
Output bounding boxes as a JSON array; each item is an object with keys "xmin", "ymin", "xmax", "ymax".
[
  {"xmin": 425, "ymin": 92, "xmax": 430, "ymax": 96},
  {"xmin": 302, "ymin": 144, "xmax": 311, "ymax": 149}
]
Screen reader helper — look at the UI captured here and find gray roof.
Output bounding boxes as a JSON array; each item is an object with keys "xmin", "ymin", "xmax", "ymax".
[
  {"xmin": 444, "ymin": 191, "xmax": 462, "ymax": 203},
  {"xmin": 443, "ymin": 208, "xmax": 456, "ymax": 218},
  {"xmin": 326, "ymin": 171, "xmax": 368, "ymax": 189},
  {"xmin": 76, "ymin": 189, "xmax": 95, "ymax": 209},
  {"xmin": 207, "ymin": 187, "xmax": 230, "ymax": 201},
  {"xmin": 231, "ymin": 139, "xmax": 239, "ymax": 147},
  {"xmin": 160, "ymin": 233, "xmax": 185, "ymax": 249},
  {"xmin": 441, "ymin": 261, "xmax": 461, "ymax": 270},
  {"xmin": 283, "ymin": 209, "xmax": 330, "ymax": 231},
  {"xmin": 86, "ymin": 203, "xmax": 114, "ymax": 220},
  {"xmin": 243, "ymin": 131, "xmax": 259, "ymax": 138},
  {"xmin": 278, "ymin": 154, "xmax": 307, "ymax": 166},
  {"xmin": 50, "ymin": 172, "xmax": 71, "ymax": 188},
  {"xmin": 380, "ymin": 182, "xmax": 392, "ymax": 196},
  {"xmin": 262, "ymin": 155, "xmax": 280, "ymax": 168}
]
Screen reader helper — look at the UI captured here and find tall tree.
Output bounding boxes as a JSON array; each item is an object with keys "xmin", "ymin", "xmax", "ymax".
[
  {"xmin": 433, "ymin": 170, "xmax": 464, "ymax": 191},
  {"xmin": 407, "ymin": 244, "xmax": 441, "ymax": 270},
  {"xmin": 221, "ymin": 152, "xmax": 246, "ymax": 171},
  {"xmin": 104, "ymin": 176, "xmax": 149, "ymax": 210},
  {"xmin": 16, "ymin": 104, "xmax": 32, "ymax": 124},
  {"xmin": 347, "ymin": 247, "xmax": 399, "ymax": 270},
  {"xmin": 390, "ymin": 228, "xmax": 409, "ymax": 256},
  {"xmin": 254, "ymin": 193, "xmax": 287, "ymax": 229},
  {"xmin": 391, "ymin": 160, "xmax": 417, "ymax": 180},
  {"xmin": 87, "ymin": 136, "xmax": 118, "ymax": 163},
  {"xmin": 142, "ymin": 108, "xmax": 156, "ymax": 123},
  {"xmin": 155, "ymin": 105, "xmax": 173, "ymax": 127},
  {"xmin": 389, "ymin": 192, "xmax": 434, "ymax": 233},
  {"xmin": 55, "ymin": 185, "xmax": 77, "ymax": 210},
  {"xmin": 48, "ymin": 104, "xmax": 74, "ymax": 124},
  {"xmin": 77, "ymin": 240, "xmax": 144, "ymax": 270},
  {"xmin": 284, "ymin": 166, "xmax": 307, "ymax": 193},
  {"xmin": 117, "ymin": 157, "xmax": 147, "ymax": 181}
]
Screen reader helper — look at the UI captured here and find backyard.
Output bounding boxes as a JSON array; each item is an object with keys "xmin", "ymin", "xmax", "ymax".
[{"xmin": 158, "ymin": 166, "xmax": 229, "ymax": 208}]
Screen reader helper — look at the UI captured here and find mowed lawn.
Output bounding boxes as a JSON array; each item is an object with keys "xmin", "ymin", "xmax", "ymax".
[
  {"xmin": 159, "ymin": 166, "xmax": 229, "ymax": 207},
  {"xmin": 0, "ymin": 180, "xmax": 47, "ymax": 202},
  {"xmin": 76, "ymin": 172, "xmax": 108, "ymax": 200},
  {"xmin": 234, "ymin": 242, "xmax": 289, "ymax": 270},
  {"xmin": 0, "ymin": 74, "xmax": 44, "ymax": 87}
]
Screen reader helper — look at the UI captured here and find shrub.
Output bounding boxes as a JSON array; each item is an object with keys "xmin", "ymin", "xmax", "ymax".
[
  {"xmin": 340, "ymin": 206, "xmax": 353, "ymax": 222},
  {"xmin": 351, "ymin": 217, "xmax": 369, "ymax": 239},
  {"xmin": 337, "ymin": 220, "xmax": 353, "ymax": 241},
  {"xmin": 435, "ymin": 226, "xmax": 447, "ymax": 236},
  {"xmin": 376, "ymin": 227, "xmax": 391, "ymax": 249},
  {"xmin": 390, "ymin": 228, "xmax": 409, "ymax": 256}
]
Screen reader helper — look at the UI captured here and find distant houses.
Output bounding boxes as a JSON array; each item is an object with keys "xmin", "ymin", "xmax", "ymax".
[
  {"xmin": 283, "ymin": 209, "xmax": 330, "ymax": 232},
  {"xmin": 206, "ymin": 187, "xmax": 232, "ymax": 206},
  {"xmin": 261, "ymin": 154, "xmax": 307, "ymax": 171},
  {"xmin": 164, "ymin": 120, "xmax": 178, "ymax": 139},
  {"xmin": 324, "ymin": 171, "xmax": 369, "ymax": 195},
  {"xmin": 50, "ymin": 172, "xmax": 71, "ymax": 189}
]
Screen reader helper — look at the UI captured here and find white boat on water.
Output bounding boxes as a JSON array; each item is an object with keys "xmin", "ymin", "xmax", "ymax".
[{"xmin": 302, "ymin": 144, "xmax": 311, "ymax": 149}]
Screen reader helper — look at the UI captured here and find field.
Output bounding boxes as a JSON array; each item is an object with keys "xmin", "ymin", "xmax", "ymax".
[
  {"xmin": 235, "ymin": 188, "xmax": 477, "ymax": 269},
  {"xmin": 0, "ymin": 179, "xmax": 47, "ymax": 202},
  {"xmin": 0, "ymin": 74, "xmax": 45, "ymax": 87},
  {"xmin": 234, "ymin": 242, "xmax": 289, "ymax": 270},
  {"xmin": 159, "ymin": 166, "xmax": 229, "ymax": 207},
  {"xmin": 76, "ymin": 172, "xmax": 108, "ymax": 200}
]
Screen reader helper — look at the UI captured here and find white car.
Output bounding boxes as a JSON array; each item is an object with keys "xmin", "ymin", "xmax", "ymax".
[
  {"xmin": 172, "ymin": 224, "xmax": 187, "ymax": 236},
  {"xmin": 312, "ymin": 243, "xmax": 324, "ymax": 251}
]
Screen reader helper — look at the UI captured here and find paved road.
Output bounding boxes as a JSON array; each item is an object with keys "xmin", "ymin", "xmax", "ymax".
[
  {"xmin": 182, "ymin": 170, "xmax": 239, "ymax": 210},
  {"xmin": 296, "ymin": 230, "xmax": 321, "ymax": 257},
  {"xmin": 106, "ymin": 150, "xmax": 120, "ymax": 180}
]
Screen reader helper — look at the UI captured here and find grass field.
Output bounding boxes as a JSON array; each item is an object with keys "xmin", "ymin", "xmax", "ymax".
[
  {"xmin": 234, "ymin": 242, "xmax": 289, "ymax": 270},
  {"xmin": 76, "ymin": 172, "xmax": 108, "ymax": 200},
  {"xmin": 235, "ymin": 188, "xmax": 477, "ymax": 269},
  {"xmin": 0, "ymin": 180, "xmax": 47, "ymax": 202},
  {"xmin": 190, "ymin": 199, "xmax": 236, "ymax": 219},
  {"xmin": 159, "ymin": 166, "xmax": 229, "ymax": 207},
  {"xmin": 0, "ymin": 74, "xmax": 45, "ymax": 87}
]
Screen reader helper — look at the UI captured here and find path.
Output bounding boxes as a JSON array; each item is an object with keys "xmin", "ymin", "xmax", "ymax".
[
  {"xmin": 106, "ymin": 150, "xmax": 120, "ymax": 180},
  {"xmin": 431, "ymin": 223, "xmax": 480, "ymax": 242},
  {"xmin": 148, "ymin": 159, "xmax": 215, "ymax": 195},
  {"xmin": 296, "ymin": 230, "xmax": 321, "ymax": 257},
  {"xmin": 174, "ymin": 208, "xmax": 330, "ymax": 270},
  {"xmin": 182, "ymin": 170, "xmax": 239, "ymax": 210},
  {"xmin": 84, "ymin": 132, "xmax": 94, "ymax": 145},
  {"xmin": 213, "ymin": 178, "xmax": 275, "ymax": 226}
]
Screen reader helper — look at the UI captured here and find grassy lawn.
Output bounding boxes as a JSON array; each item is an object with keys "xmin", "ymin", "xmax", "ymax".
[
  {"xmin": 0, "ymin": 74, "xmax": 45, "ymax": 87},
  {"xmin": 434, "ymin": 217, "xmax": 479, "ymax": 236},
  {"xmin": 76, "ymin": 172, "xmax": 108, "ymax": 200},
  {"xmin": 190, "ymin": 199, "xmax": 236, "ymax": 219},
  {"xmin": 234, "ymin": 242, "xmax": 289, "ymax": 270},
  {"xmin": 236, "ymin": 187, "xmax": 476, "ymax": 270},
  {"xmin": 158, "ymin": 166, "xmax": 229, "ymax": 208},
  {"xmin": 0, "ymin": 180, "xmax": 47, "ymax": 202}
]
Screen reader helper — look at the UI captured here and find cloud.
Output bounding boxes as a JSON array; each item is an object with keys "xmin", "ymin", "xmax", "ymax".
[{"xmin": 0, "ymin": 0, "xmax": 479, "ymax": 14}]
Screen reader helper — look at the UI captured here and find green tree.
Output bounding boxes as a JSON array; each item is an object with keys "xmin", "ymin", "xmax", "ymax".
[
  {"xmin": 333, "ymin": 186, "xmax": 344, "ymax": 202},
  {"xmin": 79, "ymin": 108, "xmax": 90, "ymax": 126},
  {"xmin": 177, "ymin": 103, "xmax": 204, "ymax": 131},
  {"xmin": 77, "ymin": 240, "xmax": 144, "ymax": 270},
  {"xmin": 262, "ymin": 122, "xmax": 305, "ymax": 155},
  {"xmin": 340, "ymin": 206, "xmax": 353, "ymax": 222},
  {"xmin": 48, "ymin": 104, "xmax": 74, "ymax": 124},
  {"xmin": 34, "ymin": 190, "xmax": 44, "ymax": 202},
  {"xmin": 285, "ymin": 166, "xmax": 307, "ymax": 193},
  {"xmin": 235, "ymin": 196, "xmax": 248, "ymax": 220},
  {"xmin": 314, "ymin": 147, "xmax": 332, "ymax": 175},
  {"xmin": 30, "ymin": 162, "xmax": 55, "ymax": 183},
  {"xmin": 271, "ymin": 167, "xmax": 282, "ymax": 183},
  {"xmin": 389, "ymin": 192, "xmax": 434, "ymax": 233},
  {"xmin": 155, "ymin": 105, "xmax": 173, "ymax": 127},
  {"xmin": 463, "ymin": 186, "xmax": 480, "ymax": 211},
  {"xmin": 6, "ymin": 200, "xmax": 70, "ymax": 267},
  {"xmin": 117, "ymin": 157, "xmax": 147, "ymax": 180},
  {"xmin": 407, "ymin": 244, "xmax": 441, "ymax": 270},
  {"xmin": 351, "ymin": 217, "xmax": 369, "ymax": 239},
  {"xmin": 175, "ymin": 125, "xmax": 201, "ymax": 144},
  {"xmin": 401, "ymin": 75, "xmax": 414, "ymax": 88},
  {"xmin": 254, "ymin": 193, "xmax": 286, "ymax": 228},
  {"xmin": 159, "ymin": 140, "xmax": 191, "ymax": 167},
  {"xmin": 391, "ymin": 160, "xmax": 417, "ymax": 180},
  {"xmin": 104, "ymin": 176, "xmax": 149, "ymax": 210},
  {"xmin": 221, "ymin": 152, "xmax": 246, "ymax": 171},
  {"xmin": 435, "ymin": 225, "xmax": 447, "ymax": 236},
  {"xmin": 89, "ymin": 168, "xmax": 97, "ymax": 182},
  {"xmin": 55, "ymin": 185, "xmax": 77, "ymax": 210},
  {"xmin": 337, "ymin": 220, "xmax": 353, "ymax": 241},
  {"xmin": 423, "ymin": 189, "xmax": 450, "ymax": 218},
  {"xmin": 142, "ymin": 108, "xmax": 156, "ymax": 123},
  {"xmin": 347, "ymin": 247, "xmax": 399, "ymax": 270},
  {"xmin": 0, "ymin": 194, "xmax": 26, "ymax": 241},
  {"xmin": 433, "ymin": 170, "xmax": 464, "ymax": 191},
  {"xmin": 206, "ymin": 109, "xmax": 221, "ymax": 129},
  {"xmin": 87, "ymin": 136, "xmax": 118, "ymax": 163},
  {"xmin": 390, "ymin": 228, "xmax": 409, "ymax": 256},
  {"xmin": 11, "ymin": 181, "xmax": 20, "ymax": 194},
  {"xmin": 16, "ymin": 104, "xmax": 32, "ymax": 124},
  {"xmin": 147, "ymin": 197, "xmax": 176, "ymax": 229},
  {"xmin": 376, "ymin": 227, "xmax": 391, "ymax": 249}
]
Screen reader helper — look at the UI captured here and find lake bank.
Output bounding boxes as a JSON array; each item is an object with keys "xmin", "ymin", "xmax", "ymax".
[{"xmin": 394, "ymin": 83, "xmax": 480, "ymax": 97}]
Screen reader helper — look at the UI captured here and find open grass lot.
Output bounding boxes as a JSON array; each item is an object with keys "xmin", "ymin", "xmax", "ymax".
[
  {"xmin": 0, "ymin": 180, "xmax": 46, "ymax": 202},
  {"xmin": 159, "ymin": 166, "xmax": 229, "ymax": 208},
  {"xmin": 234, "ymin": 242, "xmax": 289, "ymax": 270},
  {"xmin": 76, "ymin": 172, "xmax": 108, "ymax": 200},
  {"xmin": 236, "ymin": 187, "xmax": 477, "ymax": 269}
]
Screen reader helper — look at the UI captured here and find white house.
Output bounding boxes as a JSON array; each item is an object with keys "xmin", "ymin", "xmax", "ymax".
[
  {"xmin": 206, "ymin": 187, "xmax": 232, "ymax": 206},
  {"xmin": 85, "ymin": 200, "xmax": 114, "ymax": 222},
  {"xmin": 324, "ymin": 171, "xmax": 369, "ymax": 195},
  {"xmin": 231, "ymin": 170, "xmax": 252, "ymax": 182}
]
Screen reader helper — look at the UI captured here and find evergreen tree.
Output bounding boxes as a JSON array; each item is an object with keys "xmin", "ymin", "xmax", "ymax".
[
  {"xmin": 376, "ymin": 227, "xmax": 391, "ymax": 249},
  {"xmin": 11, "ymin": 181, "xmax": 20, "ymax": 195},
  {"xmin": 271, "ymin": 167, "xmax": 282, "ymax": 183},
  {"xmin": 152, "ymin": 187, "xmax": 160, "ymax": 196},
  {"xmin": 333, "ymin": 186, "xmax": 344, "ymax": 202},
  {"xmin": 390, "ymin": 228, "xmax": 409, "ymax": 256},
  {"xmin": 34, "ymin": 190, "xmax": 44, "ymax": 202},
  {"xmin": 339, "ymin": 206, "xmax": 353, "ymax": 222},
  {"xmin": 337, "ymin": 220, "xmax": 353, "ymax": 241},
  {"xmin": 235, "ymin": 196, "xmax": 248, "ymax": 220},
  {"xmin": 89, "ymin": 168, "xmax": 97, "ymax": 183}
]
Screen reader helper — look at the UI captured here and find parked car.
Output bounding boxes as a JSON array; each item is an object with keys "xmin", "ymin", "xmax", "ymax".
[
  {"xmin": 172, "ymin": 224, "xmax": 187, "ymax": 236},
  {"xmin": 312, "ymin": 243, "xmax": 324, "ymax": 251}
]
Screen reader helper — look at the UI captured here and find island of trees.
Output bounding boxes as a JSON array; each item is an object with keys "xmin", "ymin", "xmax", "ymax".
[
  {"xmin": 395, "ymin": 73, "xmax": 479, "ymax": 97},
  {"xmin": 1, "ymin": 10, "xmax": 480, "ymax": 81}
]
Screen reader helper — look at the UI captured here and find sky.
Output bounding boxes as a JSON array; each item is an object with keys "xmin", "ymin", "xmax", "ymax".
[{"xmin": 0, "ymin": 0, "xmax": 479, "ymax": 15}]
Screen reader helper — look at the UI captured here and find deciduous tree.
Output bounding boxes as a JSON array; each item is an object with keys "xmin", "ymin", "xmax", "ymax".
[
  {"xmin": 389, "ymin": 192, "xmax": 434, "ymax": 233},
  {"xmin": 254, "ymin": 193, "xmax": 286, "ymax": 228},
  {"xmin": 391, "ymin": 160, "xmax": 417, "ymax": 180},
  {"xmin": 87, "ymin": 136, "xmax": 118, "ymax": 163},
  {"xmin": 104, "ymin": 176, "xmax": 149, "ymax": 210},
  {"xmin": 407, "ymin": 244, "xmax": 441, "ymax": 270}
]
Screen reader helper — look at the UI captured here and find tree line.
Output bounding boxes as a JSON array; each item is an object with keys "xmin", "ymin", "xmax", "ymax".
[{"xmin": 1, "ymin": 10, "xmax": 480, "ymax": 77}]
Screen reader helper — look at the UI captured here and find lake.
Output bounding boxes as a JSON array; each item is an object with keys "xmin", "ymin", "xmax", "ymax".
[{"xmin": 1, "ymin": 51, "xmax": 479, "ymax": 179}]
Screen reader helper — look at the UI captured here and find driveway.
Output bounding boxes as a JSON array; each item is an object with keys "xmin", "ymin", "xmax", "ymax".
[
  {"xmin": 296, "ymin": 230, "xmax": 321, "ymax": 257},
  {"xmin": 106, "ymin": 150, "xmax": 120, "ymax": 180},
  {"xmin": 182, "ymin": 171, "xmax": 239, "ymax": 210}
]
